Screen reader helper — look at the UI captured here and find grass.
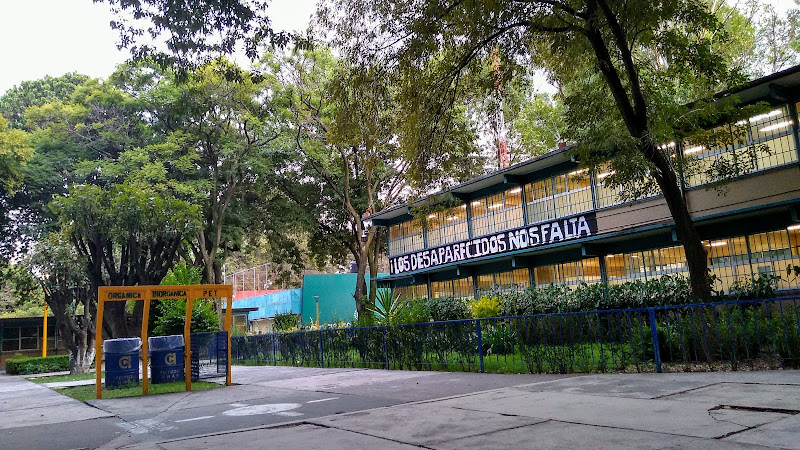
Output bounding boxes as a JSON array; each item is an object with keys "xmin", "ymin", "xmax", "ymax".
[
  {"xmin": 53, "ymin": 380, "xmax": 220, "ymax": 401},
  {"xmin": 27, "ymin": 371, "xmax": 104, "ymax": 384}
]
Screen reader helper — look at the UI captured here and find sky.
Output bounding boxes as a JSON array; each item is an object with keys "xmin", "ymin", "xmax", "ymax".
[
  {"xmin": 0, "ymin": 0, "xmax": 318, "ymax": 95},
  {"xmin": 0, "ymin": 0, "xmax": 797, "ymax": 96}
]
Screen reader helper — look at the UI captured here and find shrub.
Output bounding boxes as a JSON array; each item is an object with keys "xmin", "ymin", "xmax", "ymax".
[
  {"xmin": 6, "ymin": 355, "xmax": 70, "ymax": 375},
  {"xmin": 728, "ymin": 274, "xmax": 779, "ymax": 300},
  {"xmin": 395, "ymin": 300, "xmax": 431, "ymax": 324},
  {"xmin": 273, "ymin": 312, "xmax": 300, "ymax": 332},
  {"xmin": 499, "ymin": 289, "xmax": 536, "ymax": 316},
  {"xmin": 425, "ymin": 297, "xmax": 471, "ymax": 321},
  {"xmin": 153, "ymin": 299, "xmax": 219, "ymax": 336},
  {"xmin": 470, "ymin": 296, "xmax": 501, "ymax": 318},
  {"xmin": 368, "ymin": 289, "xmax": 402, "ymax": 325}
]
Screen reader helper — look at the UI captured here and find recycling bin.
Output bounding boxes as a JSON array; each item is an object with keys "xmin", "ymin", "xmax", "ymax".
[
  {"xmin": 148, "ymin": 335, "xmax": 185, "ymax": 384},
  {"xmin": 104, "ymin": 337, "xmax": 141, "ymax": 388}
]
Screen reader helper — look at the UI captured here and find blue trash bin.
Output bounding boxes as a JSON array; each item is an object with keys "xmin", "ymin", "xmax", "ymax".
[
  {"xmin": 149, "ymin": 335, "xmax": 184, "ymax": 384},
  {"xmin": 104, "ymin": 338, "xmax": 141, "ymax": 388}
]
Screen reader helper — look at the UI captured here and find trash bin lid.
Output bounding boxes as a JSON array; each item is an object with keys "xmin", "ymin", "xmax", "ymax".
[
  {"xmin": 103, "ymin": 337, "xmax": 142, "ymax": 353},
  {"xmin": 148, "ymin": 335, "xmax": 185, "ymax": 351}
]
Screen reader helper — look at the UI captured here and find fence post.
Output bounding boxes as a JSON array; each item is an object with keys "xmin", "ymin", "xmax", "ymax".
[
  {"xmin": 318, "ymin": 330, "xmax": 324, "ymax": 368},
  {"xmin": 271, "ymin": 335, "xmax": 276, "ymax": 364},
  {"xmin": 476, "ymin": 319, "xmax": 485, "ymax": 373},
  {"xmin": 383, "ymin": 326, "xmax": 389, "ymax": 370},
  {"xmin": 648, "ymin": 309, "xmax": 662, "ymax": 373}
]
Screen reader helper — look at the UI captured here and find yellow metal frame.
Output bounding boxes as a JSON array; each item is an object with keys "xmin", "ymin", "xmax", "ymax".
[{"xmin": 95, "ymin": 284, "xmax": 234, "ymax": 399}]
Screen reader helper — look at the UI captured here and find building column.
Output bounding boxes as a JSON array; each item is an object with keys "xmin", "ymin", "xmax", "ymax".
[
  {"xmin": 789, "ymin": 102, "xmax": 800, "ymax": 162},
  {"xmin": 466, "ymin": 200, "xmax": 474, "ymax": 239},
  {"xmin": 521, "ymin": 182, "xmax": 529, "ymax": 225}
]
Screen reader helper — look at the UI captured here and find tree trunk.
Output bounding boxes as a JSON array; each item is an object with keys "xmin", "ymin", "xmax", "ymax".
[
  {"xmin": 104, "ymin": 301, "xmax": 130, "ymax": 339},
  {"xmin": 53, "ymin": 307, "xmax": 95, "ymax": 374},
  {"xmin": 69, "ymin": 331, "xmax": 95, "ymax": 374},
  {"xmin": 353, "ymin": 248, "xmax": 369, "ymax": 319},
  {"xmin": 649, "ymin": 147, "xmax": 712, "ymax": 300},
  {"xmin": 368, "ymin": 241, "xmax": 379, "ymax": 305}
]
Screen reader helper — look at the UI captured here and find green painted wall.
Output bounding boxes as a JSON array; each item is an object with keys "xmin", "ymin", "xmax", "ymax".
[{"xmin": 300, "ymin": 273, "xmax": 386, "ymax": 325}]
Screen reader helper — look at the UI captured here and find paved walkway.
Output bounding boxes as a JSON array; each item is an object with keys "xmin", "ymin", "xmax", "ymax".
[{"xmin": 1, "ymin": 366, "xmax": 799, "ymax": 449}]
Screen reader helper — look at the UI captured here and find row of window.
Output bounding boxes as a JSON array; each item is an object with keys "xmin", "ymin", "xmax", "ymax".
[
  {"xmin": 685, "ymin": 106, "xmax": 797, "ymax": 187},
  {"xmin": 393, "ymin": 226, "xmax": 800, "ymax": 299},
  {"xmin": 388, "ymin": 104, "xmax": 799, "ymax": 258}
]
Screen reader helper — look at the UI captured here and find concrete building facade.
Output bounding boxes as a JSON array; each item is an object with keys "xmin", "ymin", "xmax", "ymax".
[{"xmin": 372, "ymin": 67, "xmax": 800, "ymax": 300}]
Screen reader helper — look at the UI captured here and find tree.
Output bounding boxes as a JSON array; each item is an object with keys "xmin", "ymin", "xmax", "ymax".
[
  {"xmin": 0, "ymin": 73, "xmax": 90, "ymax": 130},
  {"xmin": 753, "ymin": 2, "xmax": 800, "ymax": 75},
  {"xmin": 322, "ymin": 0, "xmax": 762, "ymax": 300},
  {"xmin": 137, "ymin": 61, "xmax": 280, "ymax": 284},
  {"xmin": 52, "ymin": 183, "xmax": 200, "ymax": 338},
  {"xmin": 0, "ymin": 77, "xmax": 146, "ymax": 257},
  {"xmin": 513, "ymin": 92, "xmax": 567, "ymax": 158},
  {"xmin": 0, "ymin": 113, "xmax": 34, "ymax": 195},
  {"xmin": 263, "ymin": 48, "xmax": 409, "ymax": 315},
  {"xmin": 25, "ymin": 233, "xmax": 96, "ymax": 373},
  {"xmin": 96, "ymin": 0, "xmax": 292, "ymax": 72}
]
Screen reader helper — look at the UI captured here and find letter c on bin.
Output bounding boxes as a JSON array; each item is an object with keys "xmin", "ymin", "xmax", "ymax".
[
  {"xmin": 164, "ymin": 352, "xmax": 176, "ymax": 366},
  {"xmin": 119, "ymin": 355, "xmax": 132, "ymax": 369}
]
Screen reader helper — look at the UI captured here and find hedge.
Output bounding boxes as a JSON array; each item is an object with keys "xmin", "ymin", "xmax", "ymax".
[{"xmin": 5, "ymin": 355, "xmax": 70, "ymax": 375}]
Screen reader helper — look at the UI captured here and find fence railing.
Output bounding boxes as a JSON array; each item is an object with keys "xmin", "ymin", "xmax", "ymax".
[
  {"xmin": 230, "ymin": 297, "xmax": 800, "ymax": 374},
  {"xmin": 191, "ymin": 331, "xmax": 228, "ymax": 380}
]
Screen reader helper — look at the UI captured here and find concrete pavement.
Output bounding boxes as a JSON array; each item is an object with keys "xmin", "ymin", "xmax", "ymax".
[{"xmin": 1, "ymin": 366, "xmax": 799, "ymax": 449}]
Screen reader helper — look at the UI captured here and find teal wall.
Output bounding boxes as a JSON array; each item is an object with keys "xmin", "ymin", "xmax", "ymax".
[{"xmin": 300, "ymin": 273, "xmax": 386, "ymax": 325}]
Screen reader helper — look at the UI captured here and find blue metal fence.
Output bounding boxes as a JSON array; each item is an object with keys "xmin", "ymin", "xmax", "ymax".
[{"xmin": 231, "ymin": 297, "xmax": 800, "ymax": 374}]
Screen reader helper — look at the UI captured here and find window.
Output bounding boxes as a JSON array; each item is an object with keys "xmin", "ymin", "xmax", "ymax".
[
  {"xmin": 526, "ymin": 170, "xmax": 594, "ymax": 220},
  {"xmin": 1, "ymin": 325, "xmax": 40, "ymax": 352},
  {"xmin": 395, "ymin": 284, "xmax": 428, "ymax": 300},
  {"xmin": 388, "ymin": 220, "xmax": 424, "ymax": 256},
  {"xmin": 430, "ymin": 277, "xmax": 474, "ymax": 299},
  {"xmin": 476, "ymin": 269, "xmax": 530, "ymax": 294},
  {"xmin": 705, "ymin": 237, "xmax": 752, "ymax": 293},
  {"xmin": 470, "ymin": 188, "xmax": 524, "ymax": 237},
  {"xmin": 534, "ymin": 258, "xmax": 601, "ymax": 287},
  {"xmin": 685, "ymin": 106, "xmax": 797, "ymax": 187},
  {"xmin": 426, "ymin": 205, "xmax": 468, "ymax": 248}
]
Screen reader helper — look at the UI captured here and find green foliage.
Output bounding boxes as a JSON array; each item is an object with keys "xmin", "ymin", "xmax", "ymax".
[
  {"xmin": 0, "ymin": 73, "xmax": 90, "ymax": 130},
  {"xmin": 367, "ymin": 289, "xmax": 402, "ymax": 325},
  {"xmin": 496, "ymin": 275, "xmax": 696, "ymax": 316},
  {"xmin": 98, "ymin": 0, "xmax": 284, "ymax": 74},
  {"xmin": 470, "ymin": 296, "xmax": 501, "ymax": 319},
  {"xmin": 728, "ymin": 274, "xmax": 779, "ymax": 300},
  {"xmin": 161, "ymin": 263, "xmax": 203, "ymax": 286},
  {"xmin": 0, "ymin": 113, "xmax": 34, "ymax": 195},
  {"xmin": 425, "ymin": 297, "xmax": 471, "ymax": 322},
  {"xmin": 5, "ymin": 355, "xmax": 70, "ymax": 375},
  {"xmin": 273, "ymin": 312, "xmax": 300, "ymax": 332},
  {"xmin": 394, "ymin": 300, "xmax": 431, "ymax": 325},
  {"xmin": 482, "ymin": 324, "xmax": 516, "ymax": 356},
  {"xmin": 512, "ymin": 93, "xmax": 566, "ymax": 157},
  {"xmin": 152, "ymin": 299, "xmax": 218, "ymax": 336}
]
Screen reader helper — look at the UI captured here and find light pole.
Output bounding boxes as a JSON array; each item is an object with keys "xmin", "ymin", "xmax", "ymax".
[{"xmin": 314, "ymin": 296, "xmax": 320, "ymax": 329}]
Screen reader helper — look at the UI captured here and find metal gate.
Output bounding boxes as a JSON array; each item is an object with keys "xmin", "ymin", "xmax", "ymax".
[{"xmin": 191, "ymin": 331, "xmax": 228, "ymax": 380}]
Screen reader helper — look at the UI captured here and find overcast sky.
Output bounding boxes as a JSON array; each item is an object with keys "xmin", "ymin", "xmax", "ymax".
[
  {"xmin": 0, "ymin": 0, "xmax": 318, "ymax": 95},
  {"xmin": 0, "ymin": 0, "xmax": 797, "ymax": 96}
]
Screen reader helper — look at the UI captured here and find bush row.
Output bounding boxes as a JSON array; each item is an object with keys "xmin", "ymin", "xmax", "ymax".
[
  {"xmin": 5, "ymin": 355, "xmax": 70, "ymax": 375},
  {"xmin": 378, "ymin": 274, "xmax": 779, "ymax": 326}
]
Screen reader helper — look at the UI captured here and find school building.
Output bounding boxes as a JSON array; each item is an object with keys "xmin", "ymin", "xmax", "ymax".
[{"xmin": 372, "ymin": 66, "xmax": 800, "ymax": 299}]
